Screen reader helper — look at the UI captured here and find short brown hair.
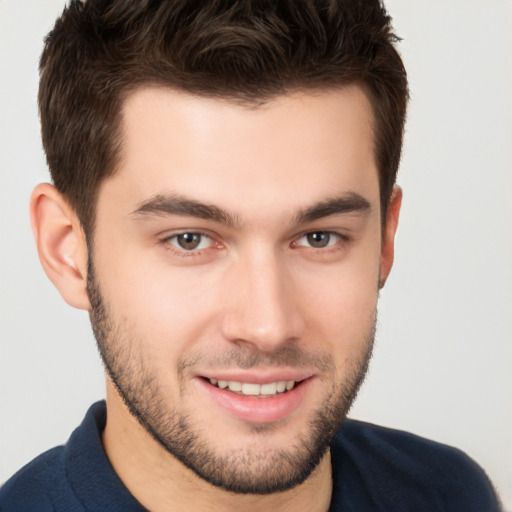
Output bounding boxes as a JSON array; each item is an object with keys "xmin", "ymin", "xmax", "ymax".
[{"xmin": 39, "ymin": 0, "xmax": 408, "ymax": 234}]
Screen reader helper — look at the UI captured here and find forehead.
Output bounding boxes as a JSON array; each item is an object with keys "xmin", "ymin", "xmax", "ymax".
[{"xmin": 103, "ymin": 85, "xmax": 378, "ymax": 220}]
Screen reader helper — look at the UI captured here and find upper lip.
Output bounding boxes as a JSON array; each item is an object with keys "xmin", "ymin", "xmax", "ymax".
[{"xmin": 197, "ymin": 369, "xmax": 315, "ymax": 384}]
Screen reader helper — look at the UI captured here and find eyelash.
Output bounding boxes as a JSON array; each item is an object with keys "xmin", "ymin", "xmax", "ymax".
[
  {"xmin": 162, "ymin": 231, "xmax": 219, "ymax": 257},
  {"xmin": 292, "ymin": 231, "xmax": 348, "ymax": 250},
  {"xmin": 161, "ymin": 230, "xmax": 349, "ymax": 258}
]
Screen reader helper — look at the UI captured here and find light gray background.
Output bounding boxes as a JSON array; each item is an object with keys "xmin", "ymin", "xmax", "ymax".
[{"xmin": 1, "ymin": 0, "xmax": 511, "ymax": 508}]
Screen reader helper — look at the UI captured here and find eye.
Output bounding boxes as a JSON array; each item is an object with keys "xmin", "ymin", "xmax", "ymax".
[
  {"xmin": 295, "ymin": 231, "xmax": 342, "ymax": 249},
  {"xmin": 167, "ymin": 232, "xmax": 213, "ymax": 251}
]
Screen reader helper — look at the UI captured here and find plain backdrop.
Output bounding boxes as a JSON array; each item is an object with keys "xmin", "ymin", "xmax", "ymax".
[{"xmin": 1, "ymin": 0, "xmax": 511, "ymax": 508}]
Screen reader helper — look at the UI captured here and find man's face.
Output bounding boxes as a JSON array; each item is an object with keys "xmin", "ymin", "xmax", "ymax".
[{"xmin": 88, "ymin": 85, "xmax": 387, "ymax": 493}]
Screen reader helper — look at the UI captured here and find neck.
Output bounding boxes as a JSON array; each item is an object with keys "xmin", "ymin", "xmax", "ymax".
[{"xmin": 102, "ymin": 384, "xmax": 333, "ymax": 512}]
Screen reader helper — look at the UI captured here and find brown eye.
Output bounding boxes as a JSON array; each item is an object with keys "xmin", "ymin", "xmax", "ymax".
[
  {"xmin": 295, "ymin": 231, "xmax": 342, "ymax": 249},
  {"xmin": 306, "ymin": 232, "xmax": 331, "ymax": 248},
  {"xmin": 169, "ymin": 233, "xmax": 212, "ymax": 251}
]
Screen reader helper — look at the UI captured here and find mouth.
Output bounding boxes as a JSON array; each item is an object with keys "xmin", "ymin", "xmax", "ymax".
[
  {"xmin": 197, "ymin": 374, "xmax": 313, "ymax": 424},
  {"xmin": 205, "ymin": 378, "xmax": 299, "ymax": 397}
]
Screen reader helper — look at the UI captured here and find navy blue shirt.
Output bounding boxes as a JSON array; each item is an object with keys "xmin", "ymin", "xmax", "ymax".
[{"xmin": 0, "ymin": 401, "xmax": 500, "ymax": 511}]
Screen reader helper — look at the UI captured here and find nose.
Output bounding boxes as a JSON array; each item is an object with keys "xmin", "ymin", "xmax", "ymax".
[{"xmin": 221, "ymin": 245, "xmax": 305, "ymax": 352}]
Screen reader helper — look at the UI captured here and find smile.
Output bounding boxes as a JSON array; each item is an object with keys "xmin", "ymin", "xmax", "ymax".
[
  {"xmin": 208, "ymin": 378, "xmax": 297, "ymax": 396},
  {"xmin": 198, "ymin": 374, "xmax": 313, "ymax": 423}
]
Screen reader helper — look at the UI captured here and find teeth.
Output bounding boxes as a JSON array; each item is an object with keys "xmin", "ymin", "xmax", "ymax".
[
  {"xmin": 242, "ymin": 383, "xmax": 261, "ymax": 395},
  {"xmin": 276, "ymin": 381, "xmax": 286, "ymax": 393},
  {"xmin": 260, "ymin": 382, "xmax": 277, "ymax": 395},
  {"xmin": 209, "ymin": 378, "xmax": 296, "ymax": 396},
  {"xmin": 227, "ymin": 381, "xmax": 242, "ymax": 392}
]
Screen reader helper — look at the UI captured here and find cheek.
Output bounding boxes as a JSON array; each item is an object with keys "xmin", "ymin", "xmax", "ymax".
[
  {"xmin": 295, "ymin": 249, "xmax": 380, "ymax": 354},
  {"xmin": 303, "ymin": 279, "xmax": 378, "ymax": 342},
  {"xmin": 97, "ymin": 253, "xmax": 225, "ymax": 357}
]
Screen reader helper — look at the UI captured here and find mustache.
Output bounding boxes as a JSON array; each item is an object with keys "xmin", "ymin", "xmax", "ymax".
[{"xmin": 178, "ymin": 345, "xmax": 334, "ymax": 374}]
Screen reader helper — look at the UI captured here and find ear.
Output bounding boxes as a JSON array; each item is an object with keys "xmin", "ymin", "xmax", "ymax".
[
  {"xmin": 30, "ymin": 183, "xmax": 90, "ymax": 310},
  {"xmin": 379, "ymin": 186, "xmax": 402, "ymax": 288}
]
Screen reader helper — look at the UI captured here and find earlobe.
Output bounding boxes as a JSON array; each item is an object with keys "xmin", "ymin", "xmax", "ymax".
[
  {"xmin": 30, "ymin": 183, "xmax": 90, "ymax": 310},
  {"xmin": 379, "ymin": 186, "xmax": 402, "ymax": 289}
]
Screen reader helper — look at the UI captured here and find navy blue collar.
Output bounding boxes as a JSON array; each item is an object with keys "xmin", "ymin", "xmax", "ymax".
[{"xmin": 65, "ymin": 401, "xmax": 147, "ymax": 512}]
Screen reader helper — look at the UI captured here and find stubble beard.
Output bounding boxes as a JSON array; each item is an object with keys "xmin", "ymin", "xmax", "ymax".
[{"xmin": 87, "ymin": 260, "xmax": 376, "ymax": 495}]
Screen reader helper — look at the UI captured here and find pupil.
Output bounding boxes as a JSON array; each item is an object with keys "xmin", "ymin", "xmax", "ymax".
[
  {"xmin": 307, "ymin": 232, "xmax": 330, "ymax": 248},
  {"xmin": 178, "ymin": 233, "xmax": 200, "ymax": 250}
]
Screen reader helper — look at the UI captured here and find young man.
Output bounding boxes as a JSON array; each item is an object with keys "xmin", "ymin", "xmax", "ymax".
[{"xmin": 0, "ymin": 1, "xmax": 501, "ymax": 511}]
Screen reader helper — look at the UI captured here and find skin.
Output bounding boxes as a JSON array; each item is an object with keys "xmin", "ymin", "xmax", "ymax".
[{"xmin": 31, "ymin": 84, "xmax": 402, "ymax": 512}]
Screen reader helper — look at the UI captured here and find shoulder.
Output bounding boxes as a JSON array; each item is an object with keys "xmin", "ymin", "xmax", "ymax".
[
  {"xmin": 0, "ymin": 402, "xmax": 145, "ymax": 512},
  {"xmin": 0, "ymin": 401, "xmax": 108, "ymax": 512},
  {"xmin": 0, "ymin": 445, "xmax": 83, "ymax": 512},
  {"xmin": 329, "ymin": 419, "xmax": 501, "ymax": 511}
]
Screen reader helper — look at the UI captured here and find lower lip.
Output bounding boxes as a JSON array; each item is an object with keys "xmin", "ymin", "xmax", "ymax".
[{"xmin": 197, "ymin": 378, "xmax": 313, "ymax": 424}]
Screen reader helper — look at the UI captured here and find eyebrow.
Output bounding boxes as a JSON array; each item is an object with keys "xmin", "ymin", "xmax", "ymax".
[
  {"xmin": 131, "ymin": 191, "xmax": 371, "ymax": 227},
  {"xmin": 294, "ymin": 192, "xmax": 372, "ymax": 224},
  {"xmin": 131, "ymin": 194, "xmax": 239, "ymax": 227}
]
